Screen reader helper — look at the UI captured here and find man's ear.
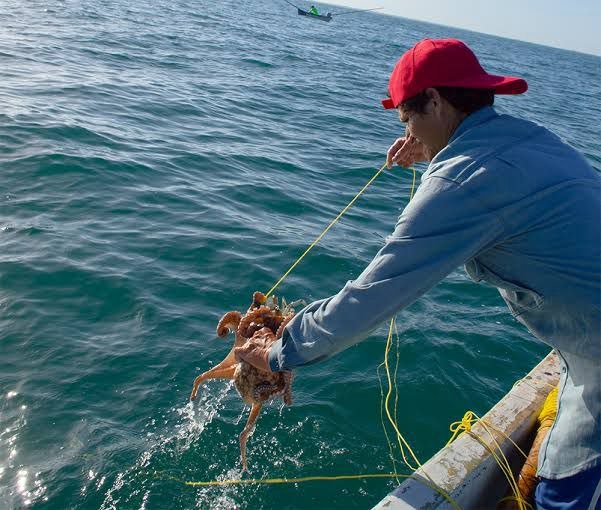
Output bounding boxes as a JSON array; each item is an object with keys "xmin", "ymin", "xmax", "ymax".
[{"xmin": 424, "ymin": 87, "xmax": 442, "ymax": 111}]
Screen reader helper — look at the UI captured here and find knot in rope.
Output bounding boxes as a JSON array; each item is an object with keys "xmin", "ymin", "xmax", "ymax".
[{"xmin": 446, "ymin": 411, "xmax": 478, "ymax": 446}]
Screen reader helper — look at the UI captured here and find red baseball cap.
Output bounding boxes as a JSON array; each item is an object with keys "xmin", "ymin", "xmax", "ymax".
[{"xmin": 382, "ymin": 38, "xmax": 528, "ymax": 109}]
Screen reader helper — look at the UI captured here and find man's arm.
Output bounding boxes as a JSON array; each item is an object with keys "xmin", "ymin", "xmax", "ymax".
[{"xmin": 240, "ymin": 175, "xmax": 505, "ymax": 372}]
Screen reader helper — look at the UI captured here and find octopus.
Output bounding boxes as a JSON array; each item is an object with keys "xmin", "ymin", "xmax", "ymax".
[{"xmin": 189, "ymin": 291, "xmax": 303, "ymax": 471}]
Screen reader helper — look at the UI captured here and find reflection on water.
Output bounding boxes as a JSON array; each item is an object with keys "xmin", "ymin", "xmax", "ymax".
[{"xmin": 1, "ymin": 391, "xmax": 47, "ymax": 507}]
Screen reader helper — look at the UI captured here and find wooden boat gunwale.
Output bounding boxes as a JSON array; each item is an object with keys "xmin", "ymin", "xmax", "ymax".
[{"xmin": 373, "ymin": 351, "xmax": 561, "ymax": 509}]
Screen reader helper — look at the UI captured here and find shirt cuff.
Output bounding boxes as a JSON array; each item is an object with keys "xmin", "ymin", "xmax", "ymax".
[{"xmin": 268, "ymin": 337, "xmax": 285, "ymax": 372}]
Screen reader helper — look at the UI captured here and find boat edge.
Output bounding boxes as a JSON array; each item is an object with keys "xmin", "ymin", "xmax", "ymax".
[{"xmin": 373, "ymin": 350, "xmax": 561, "ymax": 510}]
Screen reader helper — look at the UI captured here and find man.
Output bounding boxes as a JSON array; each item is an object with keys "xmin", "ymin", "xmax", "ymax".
[
  {"xmin": 309, "ymin": 5, "xmax": 319, "ymax": 16},
  {"xmin": 236, "ymin": 39, "xmax": 601, "ymax": 508}
]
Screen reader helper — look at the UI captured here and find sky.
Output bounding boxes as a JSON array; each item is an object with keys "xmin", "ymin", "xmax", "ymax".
[{"xmin": 323, "ymin": 0, "xmax": 601, "ymax": 56}]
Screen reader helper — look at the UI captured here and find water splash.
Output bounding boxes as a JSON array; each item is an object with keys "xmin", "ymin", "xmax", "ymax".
[{"xmin": 99, "ymin": 382, "xmax": 233, "ymax": 509}]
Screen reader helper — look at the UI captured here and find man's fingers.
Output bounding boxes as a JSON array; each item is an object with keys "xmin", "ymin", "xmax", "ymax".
[
  {"xmin": 234, "ymin": 344, "xmax": 271, "ymax": 372},
  {"xmin": 386, "ymin": 137, "xmax": 406, "ymax": 169},
  {"xmin": 235, "ymin": 345, "xmax": 258, "ymax": 363},
  {"xmin": 234, "ymin": 329, "xmax": 277, "ymax": 371},
  {"xmin": 387, "ymin": 137, "xmax": 405, "ymax": 156},
  {"xmin": 394, "ymin": 136, "xmax": 428, "ymax": 168},
  {"xmin": 390, "ymin": 138, "xmax": 414, "ymax": 167}
]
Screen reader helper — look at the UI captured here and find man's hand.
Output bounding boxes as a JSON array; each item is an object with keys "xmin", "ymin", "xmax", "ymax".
[
  {"xmin": 234, "ymin": 327, "xmax": 274, "ymax": 372},
  {"xmin": 386, "ymin": 128, "xmax": 427, "ymax": 169}
]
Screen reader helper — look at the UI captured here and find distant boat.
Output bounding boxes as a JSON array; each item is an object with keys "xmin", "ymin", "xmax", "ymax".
[
  {"xmin": 297, "ymin": 7, "xmax": 332, "ymax": 22},
  {"xmin": 282, "ymin": 1, "xmax": 382, "ymax": 22}
]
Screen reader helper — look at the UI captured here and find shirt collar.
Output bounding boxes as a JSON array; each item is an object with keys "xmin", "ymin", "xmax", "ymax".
[
  {"xmin": 448, "ymin": 106, "xmax": 498, "ymax": 144},
  {"xmin": 424, "ymin": 106, "xmax": 499, "ymax": 177}
]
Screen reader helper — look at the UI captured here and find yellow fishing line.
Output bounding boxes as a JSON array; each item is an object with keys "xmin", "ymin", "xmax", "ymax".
[
  {"xmin": 377, "ymin": 360, "xmax": 401, "ymax": 485},
  {"xmin": 447, "ymin": 386, "xmax": 559, "ymax": 508},
  {"xmin": 447, "ymin": 411, "xmax": 529, "ymax": 460},
  {"xmin": 264, "ymin": 162, "xmax": 389, "ymax": 299},
  {"xmin": 382, "ymin": 319, "xmax": 419, "ymax": 470},
  {"xmin": 446, "ymin": 409, "xmax": 533, "ymax": 510},
  {"xmin": 470, "ymin": 430, "xmax": 524, "ymax": 510},
  {"xmin": 380, "ymin": 319, "xmax": 462, "ymax": 510},
  {"xmin": 184, "ymin": 473, "xmax": 410, "ymax": 487}
]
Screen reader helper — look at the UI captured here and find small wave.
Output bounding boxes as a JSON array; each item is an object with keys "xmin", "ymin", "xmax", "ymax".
[
  {"xmin": 282, "ymin": 53, "xmax": 305, "ymax": 62},
  {"xmin": 0, "ymin": 224, "xmax": 50, "ymax": 236},
  {"xmin": 241, "ymin": 58, "xmax": 274, "ymax": 68}
]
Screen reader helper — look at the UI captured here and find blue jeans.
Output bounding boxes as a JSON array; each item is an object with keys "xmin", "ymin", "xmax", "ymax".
[{"xmin": 535, "ymin": 463, "xmax": 601, "ymax": 509}]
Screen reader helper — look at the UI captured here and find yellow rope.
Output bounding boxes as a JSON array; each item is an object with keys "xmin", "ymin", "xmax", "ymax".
[
  {"xmin": 264, "ymin": 162, "xmax": 388, "ymax": 299},
  {"xmin": 184, "ymin": 472, "xmax": 409, "ymax": 487},
  {"xmin": 382, "ymin": 318, "xmax": 420, "ymax": 471},
  {"xmin": 447, "ymin": 411, "xmax": 529, "ymax": 459},
  {"xmin": 377, "ymin": 359, "xmax": 401, "ymax": 485},
  {"xmin": 470, "ymin": 421, "xmax": 525, "ymax": 510},
  {"xmin": 446, "ymin": 411, "xmax": 478, "ymax": 447},
  {"xmin": 379, "ymin": 317, "xmax": 462, "ymax": 510},
  {"xmin": 445, "ymin": 408, "xmax": 534, "ymax": 510}
]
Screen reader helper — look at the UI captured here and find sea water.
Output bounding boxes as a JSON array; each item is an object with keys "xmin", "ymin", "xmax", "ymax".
[{"xmin": 1, "ymin": 0, "xmax": 599, "ymax": 508}]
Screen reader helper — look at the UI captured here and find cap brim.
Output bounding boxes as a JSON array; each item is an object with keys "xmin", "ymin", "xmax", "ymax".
[
  {"xmin": 381, "ymin": 97, "xmax": 395, "ymax": 109},
  {"xmin": 443, "ymin": 74, "xmax": 528, "ymax": 95},
  {"xmin": 493, "ymin": 76, "xmax": 528, "ymax": 95}
]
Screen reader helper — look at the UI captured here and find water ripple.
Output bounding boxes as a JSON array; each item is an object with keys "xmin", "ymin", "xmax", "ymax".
[{"xmin": 0, "ymin": 0, "xmax": 596, "ymax": 508}]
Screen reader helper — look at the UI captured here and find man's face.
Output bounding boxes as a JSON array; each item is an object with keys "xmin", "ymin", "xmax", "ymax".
[{"xmin": 397, "ymin": 90, "xmax": 461, "ymax": 161}]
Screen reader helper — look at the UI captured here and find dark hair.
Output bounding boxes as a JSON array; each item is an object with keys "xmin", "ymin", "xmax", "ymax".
[{"xmin": 401, "ymin": 87, "xmax": 495, "ymax": 115}]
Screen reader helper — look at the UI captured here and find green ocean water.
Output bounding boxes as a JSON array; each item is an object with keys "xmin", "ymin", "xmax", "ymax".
[{"xmin": 1, "ymin": 0, "xmax": 600, "ymax": 508}]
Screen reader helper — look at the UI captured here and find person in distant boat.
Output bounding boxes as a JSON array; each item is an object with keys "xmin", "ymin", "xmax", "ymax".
[
  {"xmin": 309, "ymin": 5, "xmax": 319, "ymax": 16},
  {"xmin": 236, "ymin": 38, "xmax": 601, "ymax": 509}
]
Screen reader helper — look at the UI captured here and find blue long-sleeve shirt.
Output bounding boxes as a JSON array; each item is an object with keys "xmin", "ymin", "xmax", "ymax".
[{"xmin": 268, "ymin": 106, "xmax": 601, "ymax": 479}]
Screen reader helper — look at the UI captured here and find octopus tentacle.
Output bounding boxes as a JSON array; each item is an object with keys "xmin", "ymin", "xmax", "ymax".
[
  {"xmin": 248, "ymin": 291, "xmax": 267, "ymax": 312},
  {"xmin": 217, "ymin": 311, "xmax": 242, "ymax": 337},
  {"xmin": 240, "ymin": 403, "xmax": 262, "ymax": 472},
  {"xmin": 190, "ymin": 365, "xmax": 236, "ymax": 401},
  {"xmin": 264, "ymin": 315, "xmax": 283, "ymax": 334},
  {"xmin": 282, "ymin": 371, "xmax": 294, "ymax": 405},
  {"xmin": 253, "ymin": 382, "xmax": 283, "ymax": 402},
  {"xmin": 238, "ymin": 306, "xmax": 272, "ymax": 339},
  {"xmin": 276, "ymin": 313, "xmax": 295, "ymax": 339}
]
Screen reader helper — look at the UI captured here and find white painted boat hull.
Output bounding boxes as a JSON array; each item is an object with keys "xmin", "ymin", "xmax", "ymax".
[{"xmin": 374, "ymin": 351, "xmax": 560, "ymax": 510}]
